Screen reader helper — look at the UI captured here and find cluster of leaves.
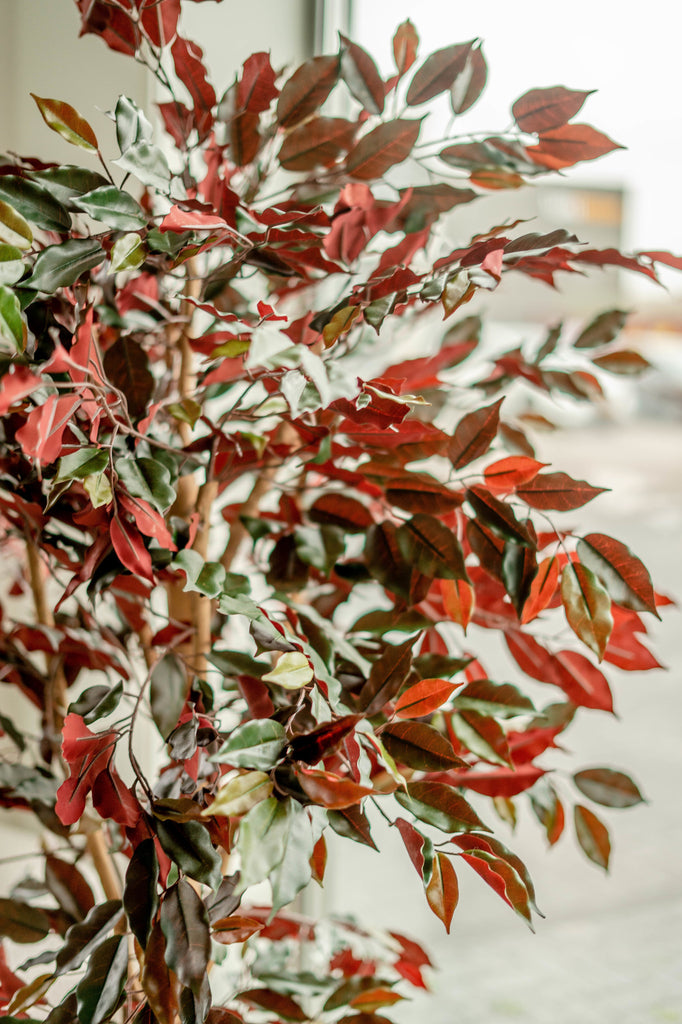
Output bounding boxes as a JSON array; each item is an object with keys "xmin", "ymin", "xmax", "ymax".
[{"xmin": 0, "ymin": 3, "xmax": 675, "ymax": 1024}]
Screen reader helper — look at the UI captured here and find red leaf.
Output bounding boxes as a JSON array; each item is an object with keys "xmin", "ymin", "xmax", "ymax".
[
  {"xmin": 506, "ymin": 632, "xmax": 613, "ymax": 712},
  {"xmin": 516, "ymin": 471, "xmax": 607, "ymax": 511},
  {"xmin": 603, "ymin": 606, "xmax": 663, "ymax": 672},
  {"xmin": 395, "ymin": 818, "xmax": 427, "ymax": 877},
  {"xmin": 395, "ymin": 678, "xmax": 457, "ymax": 719},
  {"xmin": 91, "ymin": 767, "xmax": 141, "ymax": 828},
  {"xmin": 512, "ymin": 86, "xmax": 594, "ymax": 133},
  {"xmin": 457, "ymin": 846, "xmax": 533, "ymax": 925},
  {"xmin": 440, "ymin": 578, "xmax": 474, "ymax": 631},
  {"xmin": 453, "ymin": 765, "xmax": 545, "ymax": 797},
  {"xmin": 527, "ymin": 124, "xmax": 622, "ymax": 169},
  {"xmin": 310, "ymin": 835, "xmax": 327, "ymax": 884},
  {"xmin": 393, "ymin": 20, "xmax": 419, "ymax": 78},
  {"xmin": 56, "ymin": 714, "xmax": 118, "ymax": 825},
  {"xmin": 230, "ymin": 109, "xmax": 261, "ymax": 166},
  {"xmin": 358, "ymin": 636, "xmax": 416, "ymax": 715},
  {"xmin": 118, "ymin": 494, "xmax": 177, "ymax": 551},
  {"xmin": 345, "ymin": 120, "xmax": 421, "ymax": 180},
  {"xmin": 0, "ymin": 366, "xmax": 43, "ymax": 414},
  {"xmin": 139, "ymin": 0, "xmax": 180, "ymax": 47},
  {"xmin": 157, "ymin": 100, "xmax": 194, "ymax": 147},
  {"xmin": 278, "ymin": 117, "xmax": 356, "ymax": 171},
  {"xmin": 238, "ymin": 52, "xmax": 278, "ymax": 113},
  {"xmin": 171, "ymin": 36, "xmax": 216, "ymax": 136},
  {"xmin": 296, "ymin": 768, "xmax": 373, "ymax": 809},
  {"xmin": 448, "ymin": 398, "xmax": 503, "ymax": 468},
  {"xmin": 340, "ymin": 34, "xmax": 384, "ymax": 115},
  {"xmin": 277, "ymin": 56, "xmax": 339, "ymax": 127},
  {"xmin": 574, "ymin": 804, "xmax": 610, "ymax": 869},
  {"xmin": 484, "ymin": 456, "xmax": 546, "ymax": 494},
  {"xmin": 406, "ymin": 42, "xmax": 474, "ymax": 105},
  {"xmin": 577, "ymin": 533, "xmax": 657, "ymax": 616},
  {"xmin": 288, "ymin": 716, "xmax": 361, "ymax": 765},
  {"xmin": 450, "ymin": 45, "xmax": 487, "ymax": 115},
  {"xmin": 16, "ymin": 394, "xmax": 81, "ymax": 466},
  {"xmin": 425, "ymin": 852, "xmax": 458, "ymax": 932},
  {"xmin": 521, "ymin": 556, "xmax": 559, "ymax": 623},
  {"xmin": 160, "ymin": 205, "xmax": 228, "ymax": 233},
  {"xmin": 111, "ymin": 516, "xmax": 154, "ymax": 581}
]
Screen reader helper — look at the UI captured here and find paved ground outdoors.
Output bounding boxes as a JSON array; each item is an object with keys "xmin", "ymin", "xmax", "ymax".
[{"xmin": 326, "ymin": 419, "xmax": 682, "ymax": 1024}]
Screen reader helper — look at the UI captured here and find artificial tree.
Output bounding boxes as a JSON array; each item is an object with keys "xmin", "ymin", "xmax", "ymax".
[{"xmin": 0, "ymin": 2, "xmax": 676, "ymax": 1023}]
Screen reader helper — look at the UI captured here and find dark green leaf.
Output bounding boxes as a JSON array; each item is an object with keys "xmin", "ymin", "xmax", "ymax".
[
  {"xmin": 381, "ymin": 721, "xmax": 466, "ymax": 771},
  {"xmin": 123, "ymin": 839, "xmax": 159, "ymax": 947},
  {"xmin": 452, "ymin": 679, "xmax": 535, "ymax": 718},
  {"xmin": 56, "ymin": 448, "xmax": 109, "ymax": 482},
  {"xmin": 68, "ymin": 682, "xmax": 123, "ymax": 724},
  {"xmin": 160, "ymin": 880, "xmax": 211, "ymax": 996},
  {"xmin": 0, "ymin": 176, "xmax": 71, "ymax": 232},
  {"xmin": 0, "ymin": 285, "xmax": 23, "ymax": 350},
  {"xmin": 155, "ymin": 820, "xmax": 222, "ymax": 890},
  {"xmin": 56, "ymin": 901, "xmax": 123, "ymax": 975},
  {"xmin": 0, "ymin": 898, "xmax": 50, "ymax": 943},
  {"xmin": 396, "ymin": 781, "xmax": 490, "ymax": 834},
  {"xmin": 25, "ymin": 239, "xmax": 104, "ymax": 292},
  {"xmin": 466, "ymin": 485, "xmax": 533, "ymax": 546},
  {"xmin": 31, "ymin": 166, "xmax": 110, "ymax": 203},
  {"xmin": 397, "ymin": 513, "xmax": 467, "ymax": 579},
  {"xmin": 213, "ymin": 719, "xmax": 286, "ymax": 771},
  {"xmin": 76, "ymin": 936, "xmax": 127, "ymax": 1024},
  {"xmin": 74, "ymin": 186, "xmax": 146, "ymax": 231},
  {"xmin": 150, "ymin": 652, "xmax": 188, "ymax": 740},
  {"xmin": 115, "ymin": 455, "xmax": 175, "ymax": 512},
  {"xmin": 357, "ymin": 635, "xmax": 417, "ymax": 716}
]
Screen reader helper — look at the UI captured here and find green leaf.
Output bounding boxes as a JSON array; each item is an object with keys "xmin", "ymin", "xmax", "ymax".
[
  {"xmin": 55, "ymin": 901, "xmax": 123, "ymax": 975},
  {"xmin": 270, "ymin": 800, "xmax": 315, "ymax": 912},
  {"xmin": 213, "ymin": 720, "xmax": 286, "ymax": 771},
  {"xmin": 0, "ymin": 285, "xmax": 24, "ymax": 351},
  {"xmin": 573, "ymin": 768, "xmax": 645, "ymax": 808},
  {"xmin": 155, "ymin": 819, "xmax": 222, "ymax": 890},
  {"xmin": 114, "ymin": 95, "xmax": 154, "ymax": 154},
  {"xmin": 110, "ymin": 232, "xmax": 145, "ymax": 272},
  {"xmin": 0, "ymin": 899, "xmax": 50, "ymax": 943},
  {"xmin": 0, "ymin": 244, "xmax": 24, "ymax": 286},
  {"xmin": 76, "ymin": 936, "xmax": 127, "ymax": 1024},
  {"xmin": 452, "ymin": 679, "xmax": 535, "ymax": 718},
  {"xmin": 25, "ymin": 239, "xmax": 104, "ymax": 292},
  {"xmin": 74, "ymin": 186, "xmax": 146, "ymax": 231},
  {"xmin": 396, "ymin": 781, "xmax": 491, "ymax": 834},
  {"xmin": 561, "ymin": 562, "xmax": 613, "ymax": 660},
  {"xmin": 203, "ymin": 771, "xmax": 273, "ymax": 817},
  {"xmin": 397, "ymin": 513, "xmax": 467, "ymax": 579},
  {"xmin": 84, "ymin": 472, "xmax": 113, "ymax": 508},
  {"xmin": 235, "ymin": 797, "xmax": 290, "ymax": 891},
  {"xmin": 381, "ymin": 721, "xmax": 465, "ymax": 772},
  {"xmin": 115, "ymin": 456, "xmax": 176, "ymax": 512},
  {"xmin": 0, "ymin": 176, "xmax": 71, "ymax": 232},
  {"xmin": 31, "ymin": 166, "xmax": 109, "ymax": 203},
  {"xmin": 261, "ymin": 651, "xmax": 313, "ymax": 690},
  {"xmin": 173, "ymin": 549, "xmax": 226, "ymax": 599},
  {"xmin": 31, "ymin": 94, "xmax": 98, "ymax": 151},
  {"xmin": 160, "ymin": 880, "xmax": 211, "ymax": 996},
  {"xmin": 149, "ymin": 652, "xmax": 188, "ymax": 739},
  {"xmin": 7, "ymin": 975, "xmax": 55, "ymax": 1016},
  {"xmin": 56, "ymin": 447, "xmax": 109, "ymax": 482},
  {"xmin": 450, "ymin": 710, "xmax": 512, "ymax": 766},
  {"xmin": 0, "ymin": 712, "xmax": 26, "ymax": 750},
  {"xmin": 114, "ymin": 142, "xmax": 171, "ymax": 191},
  {"xmin": 123, "ymin": 838, "xmax": 159, "ymax": 947},
  {"xmin": 68, "ymin": 681, "xmax": 123, "ymax": 723},
  {"xmin": 0, "ymin": 199, "xmax": 32, "ymax": 250}
]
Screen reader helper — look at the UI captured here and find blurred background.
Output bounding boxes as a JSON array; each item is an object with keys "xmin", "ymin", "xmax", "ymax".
[{"xmin": 1, "ymin": 2, "xmax": 681, "ymax": 1021}]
